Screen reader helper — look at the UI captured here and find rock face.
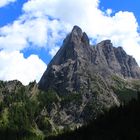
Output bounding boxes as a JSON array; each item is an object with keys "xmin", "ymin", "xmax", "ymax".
[
  {"xmin": 39, "ymin": 26, "xmax": 140, "ymax": 92},
  {"xmin": 95, "ymin": 40, "xmax": 140, "ymax": 78},
  {"xmin": 38, "ymin": 26, "xmax": 140, "ymax": 127}
]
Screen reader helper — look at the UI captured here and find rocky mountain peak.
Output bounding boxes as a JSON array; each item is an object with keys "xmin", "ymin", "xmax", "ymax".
[
  {"xmin": 65, "ymin": 25, "xmax": 89, "ymax": 46},
  {"xmin": 37, "ymin": 25, "xmax": 140, "ymax": 128},
  {"xmin": 48, "ymin": 26, "xmax": 90, "ymax": 67},
  {"xmin": 39, "ymin": 26, "xmax": 140, "ymax": 92},
  {"xmin": 71, "ymin": 25, "xmax": 83, "ymax": 38},
  {"xmin": 97, "ymin": 39, "xmax": 112, "ymax": 46}
]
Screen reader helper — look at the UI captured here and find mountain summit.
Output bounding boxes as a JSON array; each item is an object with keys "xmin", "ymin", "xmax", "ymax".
[
  {"xmin": 39, "ymin": 25, "xmax": 140, "ymax": 92},
  {"xmin": 38, "ymin": 26, "xmax": 140, "ymax": 127}
]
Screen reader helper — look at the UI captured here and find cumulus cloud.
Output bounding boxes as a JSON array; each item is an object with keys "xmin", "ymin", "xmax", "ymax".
[
  {"xmin": 0, "ymin": 15, "xmax": 47, "ymax": 85},
  {"xmin": 0, "ymin": 51, "xmax": 46, "ymax": 85},
  {"xmin": 0, "ymin": 11, "xmax": 70, "ymax": 51},
  {"xmin": 0, "ymin": 16, "xmax": 48, "ymax": 51},
  {"xmin": 0, "ymin": 0, "xmax": 16, "ymax": 7}
]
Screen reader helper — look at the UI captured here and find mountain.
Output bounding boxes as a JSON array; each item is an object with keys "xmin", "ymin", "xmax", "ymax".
[
  {"xmin": 0, "ymin": 26, "xmax": 140, "ymax": 140},
  {"xmin": 39, "ymin": 26, "xmax": 140, "ymax": 121},
  {"xmin": 38, "ymin": 25, "xmax": 140, "ymax": 127},
  {"xmin": 39, "ymin": 26, "xmax": 140, "ymax": 92}
]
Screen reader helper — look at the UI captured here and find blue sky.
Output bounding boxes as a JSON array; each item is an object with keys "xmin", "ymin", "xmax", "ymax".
[
  {"xmin": 100, "ymin": 0, "xmax": 140, "ymax": 24},
  {"xmin": 0, "ymin": 0, "xmax": 27, "ymax": 27},
  {"xmin": 0, "ymin": 0, "xmax": 140, "ymax": 84}
]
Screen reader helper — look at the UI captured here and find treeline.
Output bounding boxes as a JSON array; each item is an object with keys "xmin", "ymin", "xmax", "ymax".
[
  {"xmin": 0, "ymin": 81, "xmax": 55, "ymax": 140},
  {"xmin": 47, "ymin": 95, "xmax": 140, "ymax": 140}
]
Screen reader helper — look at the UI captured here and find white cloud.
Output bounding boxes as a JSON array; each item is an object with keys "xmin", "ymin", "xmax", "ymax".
[
  {"xmin": 0, "ymin": 11, "xmax": 70, "ymax": 51},
  {"xmin": 0, "ymin": 51, "xmax": 46, "ymax": 85},
  {"xmin": 0, "ymin": 16, "xmax": 48, "ymax": 51},
  {"xmin": 0, "ymin": 0, "xmax": 16, "ymax": 7},
  {"xmin": 106, "ymin": 9, "xmax": 112, "ymax": 16}
]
